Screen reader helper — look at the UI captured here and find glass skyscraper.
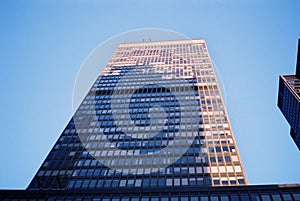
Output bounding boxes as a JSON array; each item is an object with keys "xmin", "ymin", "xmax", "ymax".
[
  {"xmin": 28, "ymin": 39, "xmax": 247, "ymax": 190},
  {"xmin": 1, "ymin": 39, "xmax": 300, "ymax": 200},
  {"xmin": 278, "ymin": 38, "xmax": 300, "ymax": 151}
]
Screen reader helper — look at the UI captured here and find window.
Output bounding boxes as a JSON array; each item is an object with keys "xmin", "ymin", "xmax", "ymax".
[
  {"xmin": 74, "ymin": 180, "xmax": 82, "ymax": 188},
  {"xmin": 142, "ymin": 179, "xmax": 150, "ymax": 187},
  {"xmin": 200, "ymin": 196, "xmax": 209, "ymax": 201},
  {"xmin": 292, "ymin": 192, "xmax": 300, "ymax": 201},
  {"xmin": 215, "ymin": 147, "xmax": 221, "ymax": 152},
  {"xmin": 240, "ymin": 194, "xmax": 250, "ymax": 201},
  {"xmin": 230, "ymin": 194, "xmax": 239, "ymax": 201},
  {"xmin": 204, "ymin": 178, "xmax": 211, "ymax": 185},
  {"xmin": 281, "ymin": 193, "xmax": 293, "ymax": 201},
  {"xmin": 96, "ymin": 180, "xmax": 103, "ymax": 188},
  {"xmin": 238, "ymin": 179, "xmax": 245, "ymax": 184},
  {"xmin": 89, "ymin": 180, "xmax": 96, "ymax": 188},
  {"xmin": 230, "ymin": 146, "xmax": 236, "ymax": 152},
  {"xmin": 161, "ymin": 197, "xmax": 169, "ymax": 201},
  {"xmin": 170, "ymin": 196, "xmax": 179, "ymax": 201},
  {"xmin": 222, "ymin": 146, "xmax": 229, "ymax": 152},
  {"xmin": 111, "ymin": 180, "xmax": 119, "ymax": 187},
  {"xmin": 67, "ymin": 180, "xmax": 75, "ymax": 188},
  {"xmin": 135, "ymin": 180, "xmax": 142, "ymax": 187},
  {"xmin": 213, "ymin": 180, "xmax": 220, "ymax": 185},
  {"xmin": 225, "ymin": 156, "xmax": 231, "ymax": 162},
  {"xmin": 141, "ymin": 197, "xmax": 149, "ymax": 201},
  {"xmin": 210, "ymin": 195, "xmax": 219, "ymax": 201},
  {"xmin": 210, "ymin": 157, "xmax": 216, "ymax": 162},
  {"xmin": 181, "ymin": 195, "xmax": 189, "ymax": 201},
  {"xmin": 151, "ymin": 197, "xmax": 159, "ymax": 201},
  {"xmin": 234, "ymin": 166, "xmax": 242, "ymax": 173},
  {"xmin": 182, "ymin": 178, "xmax": 188, "ymax": 185},
  {"xmin": 260, "ymin": 194, "xmax": 271, "ymax": 201},
  {"xmin": 150, "ymin": 179, "xmax": 157, "ymax": 187},
  {"xmin": 222, "ymin": 180, "xmax": 228, "ymax": 185},
  {"xmin": 250, "ymin": 193, "xmax": 260, "ymax": 201},
  {"xmin": 82, "ymin": 180, "xmax": 89, "ymax": 188},
  {"xmin": 230, "ymin": 180, "xmax": 236, "ymax": 185},
  {"xmin": 190, "ymin": 196, "xmax": 198, "ymax": 201},
  {"xmin": 220, "ymin": 195, "xmax": 229, "ymax": 201},
  {"xmin": 271, "ymin": 193, "xmax": 282, "ymax": 201},
  {"xmin": 174, "ymin": 178, "xmax": 180, "ymax": 186}
]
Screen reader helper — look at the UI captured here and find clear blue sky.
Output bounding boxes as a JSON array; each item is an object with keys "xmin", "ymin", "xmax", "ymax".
[{"xmin": 1, "ymin": 0, "xmax": 300, "ymax": 189}]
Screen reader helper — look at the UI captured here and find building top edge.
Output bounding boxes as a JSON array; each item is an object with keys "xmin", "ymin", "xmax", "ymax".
[{"xmin": 118, "ymin": 38, "xmax": 206, "ymax": 47}]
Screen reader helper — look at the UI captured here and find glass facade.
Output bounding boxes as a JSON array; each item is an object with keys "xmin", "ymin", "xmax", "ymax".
[{"xmin": 27, "ymin": 39, "xmax": 247, "ymax": 191}]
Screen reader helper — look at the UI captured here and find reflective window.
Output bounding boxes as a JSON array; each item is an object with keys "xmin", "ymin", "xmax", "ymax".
[
  {"xmin": 230, "ymin": 194, "xmax": 240, "ymax": 201},
  {"xmin": 240, "ymin": 193, "xmax": 250, "ymax": 201},
  {"xmin": 190, "ymin": 195, "xmax": 199, "ymax": 201},
  {"xmin": 200, "ymin": 196, "xmax": 209, "ymax": 201},
  {"xmin": 170, "ymin": 196, "xmax": 179, "ymax": 201},
  {"xmin": 292, "ymin": 192, "xmax": 300, "ymax": 201},
  {"xmin": 161, "ymin": 197, "xmax": 169, "ymax": 201},
  {"xmin": 271, "ymin": 193, "xmax": 282, "ymax": 201},
  {"xmin": 260, "ymin": 194, "xmax": 271, "ymax": 201},
  {"xmin": 211, "ymin": 194, "xmax": 219, "ymax": 201},
  {"xmin": 220, "ymin": 195, "xmax": 229, "ymax": 201},
  {"xmin": 281, "ymin": 192, "xmax": 293, "ymax": 201},
  {"xmin": 181, "ymin": 195, "xmax": 189, "ymax": 201}
]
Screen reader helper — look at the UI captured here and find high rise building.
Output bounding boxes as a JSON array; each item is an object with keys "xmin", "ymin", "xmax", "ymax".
[
  {"xmin": 27, "ymin": 39, "xmax": 247, "ymax": 190},
  {"xmin": 1, "ymin": 39, "xmax": 300, "ymax": 200},
  {"xmin": 278, "ymin": 39, "xmax": 300, "ymax": 150}
]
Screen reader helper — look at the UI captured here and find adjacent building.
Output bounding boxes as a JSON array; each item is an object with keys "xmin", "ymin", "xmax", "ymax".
[{"xmin": 278, "ymin": 39, "xmax": 300, "ymax": 150}]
